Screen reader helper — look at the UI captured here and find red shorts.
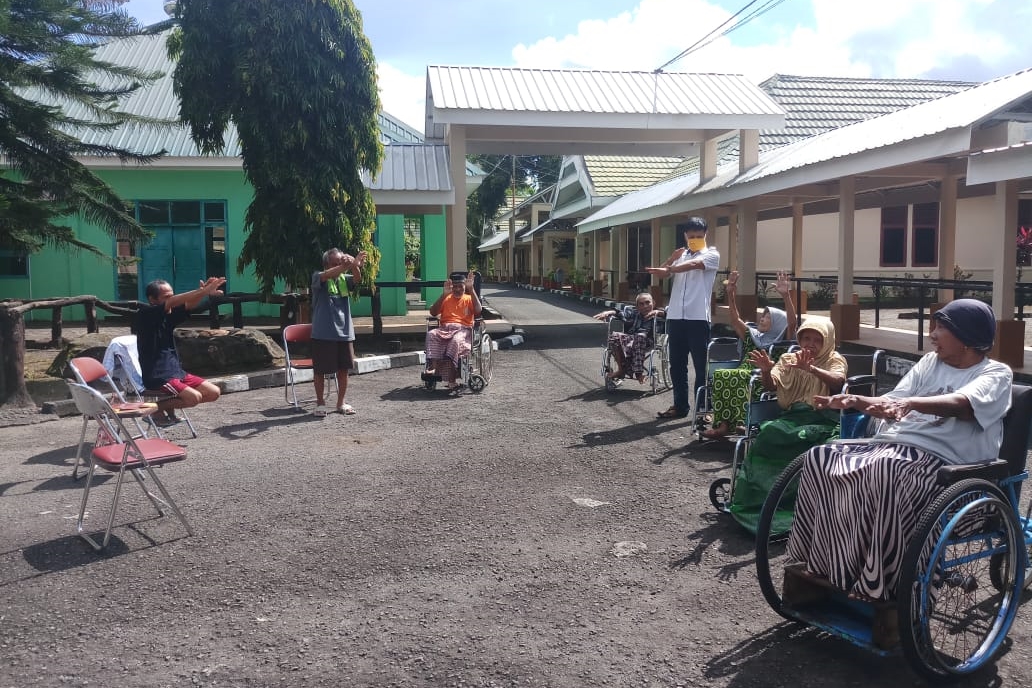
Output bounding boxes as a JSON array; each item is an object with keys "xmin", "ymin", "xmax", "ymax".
[{"xmin": 160, "ymin": 373, "xmax": 207, "ymax": 396}]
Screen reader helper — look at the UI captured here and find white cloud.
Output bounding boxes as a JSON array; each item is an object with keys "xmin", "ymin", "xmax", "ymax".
[{"xmin": 376, "ymin": 62, "xmax": 427, "ymax": 134}]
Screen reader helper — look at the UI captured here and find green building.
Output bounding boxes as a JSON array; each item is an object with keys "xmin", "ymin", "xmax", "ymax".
[{"xmin": 1, "ymin": 25, "xmax": 483, "ymax": 321}]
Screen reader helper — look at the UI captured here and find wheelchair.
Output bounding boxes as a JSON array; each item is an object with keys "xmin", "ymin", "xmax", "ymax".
[
  {"xmin": 753, "ymin": 383, "xmax": 1032, "ymax": 682},
  {"xmin": 600, "ymin": 313, "xmax": 669, "ymax": 396},
  {"xmin": 421, "ymin": 317, "xmax": 493, "ymax": 393},
  {"xmin": 694, "ymin": 336, "xmax": 799, "ymax": 441},
  {"xmin": 708, "ymin": 348, "xmax": 883, "ymax": 512}
]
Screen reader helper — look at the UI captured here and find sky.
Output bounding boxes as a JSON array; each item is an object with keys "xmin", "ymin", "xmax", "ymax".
[{"xmin": 123, "ymin": 0, "xmax": 1031, "ymax": 134}]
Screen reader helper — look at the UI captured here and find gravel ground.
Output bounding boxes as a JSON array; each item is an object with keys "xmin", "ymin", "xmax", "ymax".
[{"xmin": 1, "ymin": 287, "xmax": 1031, "ymax": 687}]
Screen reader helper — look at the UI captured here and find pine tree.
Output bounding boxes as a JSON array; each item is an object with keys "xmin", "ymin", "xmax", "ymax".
[{"xmin": 0, "ymin": 0, "xmax": 162, "ymax": 255}]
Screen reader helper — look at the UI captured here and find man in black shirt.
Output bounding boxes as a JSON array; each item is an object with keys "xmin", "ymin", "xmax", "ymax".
[{"xmin": 133, "ymin": 277, "xmax": 225, "ymax": 423}]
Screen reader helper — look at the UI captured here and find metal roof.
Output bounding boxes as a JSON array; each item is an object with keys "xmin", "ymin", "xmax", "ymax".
[
  {"xmin": 577, "ymin": 68, "xmax": 1032, "ymax": 231},
  {"xmin": 477, "ymin": 231, "xmax": 510, "ymax": 251},
  {"xmin": 425, "ymin": 67, "xmax": 785, "ymax": 151},
  {"xmin": 427, "ymin": 67, "xmax": 784, "ymax": 119},
  {"xmin": 757, "ymin": 74, "xmax": 975, "ymax": 149},
  {"xmin": 362, "ymin": 144, "xmax": 452, "ymax": 192}
]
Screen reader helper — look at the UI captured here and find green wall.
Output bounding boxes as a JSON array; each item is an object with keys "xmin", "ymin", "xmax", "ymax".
[
  {"xmin": 420, "ymin": 213, "xmax": 448, "ymax": 303},
  {"xmin": 0, "ymin": 168, "xmax": 444, "ymax": 321}
]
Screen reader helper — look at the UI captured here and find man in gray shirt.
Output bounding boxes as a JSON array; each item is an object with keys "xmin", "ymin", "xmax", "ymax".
[{"xmin": 310, "ymin": 247, "xmax": 365, "ymax": 416}]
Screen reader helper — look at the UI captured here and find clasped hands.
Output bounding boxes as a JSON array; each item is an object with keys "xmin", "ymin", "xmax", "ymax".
[
  {"xmin": 199, "ymin": 276, "xmax": 226, "ymax": 297},
  {"xmin": 813, "ymin": 393, "xmax": 912, "ymax": 421}
]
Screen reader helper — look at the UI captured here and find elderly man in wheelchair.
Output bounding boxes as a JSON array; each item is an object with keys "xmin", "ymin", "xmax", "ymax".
[
  {"xmin": 755, "ymin": 299, "xmax": 1030, "ymax": 681},
  {"xmin": 421, "ymin": 270, "xmax": 484, "ymax": 392}
]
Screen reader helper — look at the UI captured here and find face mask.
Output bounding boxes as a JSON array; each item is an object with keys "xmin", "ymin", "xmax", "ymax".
[{"xmin": 687, "ymin": 237, "xmax": 706, "ymax": 252}]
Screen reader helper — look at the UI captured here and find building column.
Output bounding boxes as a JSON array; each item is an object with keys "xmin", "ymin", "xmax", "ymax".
[
  {"xmin": 609, "ymin": 228, "xmax": 621, "ymax": 300},
  {"xmin": 649, "ymin": 218, "xmax": 663, "ymax": 304},
  {"xmin": 444, "ymin": 125, "xmax": 467, "ymax": 273},
  {"xmin": 791, "ymin": 200, "xmax": 805, "ymax": 317},
  {"xmin": 990, "ymin": 180, "xmax": 1024, "ymax": 367},
  {"xmin": 592, "ymin": 231, "xmax": 603, "ymax": 296},
  {"xmin": 736, "ymin": 201, "xmax": 758, "ymax": 322},
  {"xmin": 832, "ymin": 176, "xmax": 859, "ymax": 342}
]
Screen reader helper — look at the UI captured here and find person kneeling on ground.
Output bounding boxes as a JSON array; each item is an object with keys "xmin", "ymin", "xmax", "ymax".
[
  {"xmin": 593, "ymin": 292, "xmax": 666, "ymax": 383},
  {"xmin": 135, "ymin": 277, "xmax": 226, "ymax": 425},
  {"xmin": 426, "ymin": 270, "xmax": 482, "ymax": 390}
]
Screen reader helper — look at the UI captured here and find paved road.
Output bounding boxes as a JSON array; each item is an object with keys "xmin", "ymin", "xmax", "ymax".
[{"xmin": 1, "ymin": 285, "xmax": 1030, "ymax": 687}]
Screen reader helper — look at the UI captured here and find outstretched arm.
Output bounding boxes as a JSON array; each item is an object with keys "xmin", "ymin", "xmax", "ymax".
[
  {"xmin": 814, "ymin": 392, "xmax": 975, "ymax": 421},
  {"xmin": 725, "ymin": 272, "xmax": 748, "ymax": 340},
  {"xmin": 166, "ymin": 277, "xmax": 226, "ymax": 312},
  {"xmin": 774, "ymin": 270, "xmax": 797, "ymax": 333}
]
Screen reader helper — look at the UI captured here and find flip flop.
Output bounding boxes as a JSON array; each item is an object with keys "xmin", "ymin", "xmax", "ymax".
[{"xmin": 657, "ymin": 406, "xmax": 688, "ymax": 419}]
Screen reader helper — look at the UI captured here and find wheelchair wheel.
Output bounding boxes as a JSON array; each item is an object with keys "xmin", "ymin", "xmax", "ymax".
[
  {"xmin": 478, "ymin": 333, "xmax": 493, "ymax": 384},
  {"xmin": 898, "ymin": 480, "xmax": 1023, "ymax": 682},
  {"xmin": 602, "ymin": 349, "xmax": 621, "ymax": 392},
  {"xmin": 755, "ymin": 454, "xmax": 806, "ymax": 620},
  {"xmin": 468, "ymin": 374, "xmax": 486, "ymax": 393},
  {"xmin": 709, "ymin": 477, "xmax": 732, "ymax": 511}
]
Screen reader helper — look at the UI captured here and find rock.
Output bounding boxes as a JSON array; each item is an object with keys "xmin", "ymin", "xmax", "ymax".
[
  {"xmin": 45, "ymin": 333, "xmax": 113, "ymax": 378},
  {"xmin": 175, "ymin": 328, "xmax": 285, "ymax": 375}
]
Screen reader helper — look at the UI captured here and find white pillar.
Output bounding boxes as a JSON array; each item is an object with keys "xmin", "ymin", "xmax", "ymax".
[
  {"xmin": 837, "ymin": 177, "xmax": 856, "ymax": 303},
  {"xmin": 445, "ymin": 125, "xmax": 467, "ymax": 272},
  {"xmin": 938, "ymin": 175, "xmax": 959, "ymax": 301},
  {"xmin": 991, "ymin": 180, "xmax": 1018, "ymax": 319},
  {"xmin": 737, "ymin": 202, "xmax": 757, "ymax": 296}
]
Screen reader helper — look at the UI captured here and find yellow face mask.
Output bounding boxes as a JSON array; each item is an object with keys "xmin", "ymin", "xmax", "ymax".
[{"xmin": 687, "ymin": 237, "xmax": 707, "ymax": 252}]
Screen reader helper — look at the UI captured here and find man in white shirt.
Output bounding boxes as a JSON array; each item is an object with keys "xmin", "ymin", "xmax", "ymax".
[{"xmin": 646, "ymin": 217, "xmax": 720, "ymax": 419}]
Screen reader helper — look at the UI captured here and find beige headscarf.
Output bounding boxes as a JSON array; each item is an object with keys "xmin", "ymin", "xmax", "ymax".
[{"xmin": 771, "ymin": 319, "xmax": 846, "ymax": 409}]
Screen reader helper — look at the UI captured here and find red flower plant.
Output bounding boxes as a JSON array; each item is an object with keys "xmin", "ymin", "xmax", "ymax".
[{"xmin": 1018, "ymin": 226, "xmax": 1032, "ymax": 266}]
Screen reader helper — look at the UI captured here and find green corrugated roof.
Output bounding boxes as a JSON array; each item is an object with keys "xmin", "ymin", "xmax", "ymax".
[{"xmin": 583, "ymin": 156, "xmax": 684, "ymax": 196}]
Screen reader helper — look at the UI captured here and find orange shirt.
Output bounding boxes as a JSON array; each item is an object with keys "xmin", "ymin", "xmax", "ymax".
[{"xmin": 439, "ymin": 293, "xmax": 475, "ymax": 327}]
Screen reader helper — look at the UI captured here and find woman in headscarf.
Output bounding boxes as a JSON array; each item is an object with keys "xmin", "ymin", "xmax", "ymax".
[
  {"xmin": 727, "ymin": 316, "xmax": 847, "ymax": 533},
  {"xmin": 703, "ymin": 270, "xmax": 795, "ymax": 439},
  {"xmin": 787, "ymin": 299, "xmax": 1011, "ymax": 601}
]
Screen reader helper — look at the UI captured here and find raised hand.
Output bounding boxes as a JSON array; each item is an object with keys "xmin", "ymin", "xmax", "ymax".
[
  {"xmin": 787, "ymin": 347, "xmax": 815, "ymax": 372},
  {"xmin": 775, "ymin": 270, "xmax": 791, "ymax": 296},
  {"xmin": 748, "ymin": 349, "xmax": 774, "ymax": 372},
  {"xmin": 354, "ymin": 250, "xmax": 368, "ymax": 268}
]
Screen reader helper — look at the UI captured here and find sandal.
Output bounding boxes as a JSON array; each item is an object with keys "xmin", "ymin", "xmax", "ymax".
[
  {"xmin": 701, "ymin": 423, "xmax": 731, "ymax": 440},
  {"xmin": 657, "ymin": 406, "xmax": 688, "ymax": 419},
  {"xmin": 336, "ymin": 404, "xmax": 356, "ymax": 415}
]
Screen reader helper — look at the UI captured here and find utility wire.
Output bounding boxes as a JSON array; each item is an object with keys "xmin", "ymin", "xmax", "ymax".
[{"xmin": 654, "ymin": 0, "xmax": 788, "ymax": 73}]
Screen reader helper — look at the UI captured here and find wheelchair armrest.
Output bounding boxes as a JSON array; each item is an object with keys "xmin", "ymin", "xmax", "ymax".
[
  {"xmin": 843, "ymin": 374, "xmax": 877, "ymax": 395},
  {"xmin": 935, "ymin": 459, "xmax": 1010, "ymax": 485}
]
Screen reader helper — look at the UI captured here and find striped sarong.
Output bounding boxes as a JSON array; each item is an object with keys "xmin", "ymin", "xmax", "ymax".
[
  {"xmin": 786, "ymin": 442, "xmax": 944, "ymax": 600},
  {"xmin": 425, "ymin": 323, "xmax": 471, "ymax": 368}
]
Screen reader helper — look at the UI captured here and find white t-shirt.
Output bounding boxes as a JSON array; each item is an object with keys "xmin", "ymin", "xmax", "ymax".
[
  {"xmin": 874, "ymin": 352, "xmax": 1012, "ymax": 464},
  {"xmin": 664, "ymin": 246, "xmax": 720, "ymax": 321}
]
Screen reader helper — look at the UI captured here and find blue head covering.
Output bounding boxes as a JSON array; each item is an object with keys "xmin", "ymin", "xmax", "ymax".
[
  {"xmin": 749, "ymin": 306, "xmax": 789, "ymax": 348},
  {"xmin": 932, "ymin": 299, "xmax": 996, "ymax": 352}
]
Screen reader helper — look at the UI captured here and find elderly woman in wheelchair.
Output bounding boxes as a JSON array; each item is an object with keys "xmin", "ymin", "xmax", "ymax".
[
  {"xmin": 722, "ymin": 317, "xmax": 846, "ymax": 532},
  {"xmin": 593, "ymin": 292, "xmax": 666, "ymax": 385},
  {"xmin": 756, "ymin": 299, "xmax": 1026, "ymax": 681},
  {"xmin": 422, "ymin": 270, "xmax": 483, "ymax": 391}
]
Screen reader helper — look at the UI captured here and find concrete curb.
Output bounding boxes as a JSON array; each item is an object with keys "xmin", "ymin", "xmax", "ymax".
[
  {"xmin": 515, "ymin": 282, "xmax": 628, "ymax": 311},
  {"xmin": 41, "ymin": 335, "xmax": 525, "ymax": 418}
]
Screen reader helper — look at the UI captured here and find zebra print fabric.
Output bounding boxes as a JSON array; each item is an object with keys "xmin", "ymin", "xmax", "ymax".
[{"xmin": 786, "ymin": 442, "xmax": 945, "ymax": 600}]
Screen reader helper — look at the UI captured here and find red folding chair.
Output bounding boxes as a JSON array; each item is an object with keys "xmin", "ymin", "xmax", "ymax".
[
  {"xmin": 68, "ymin": 356, "xmax": 160, "ymax": 480},
  {"xmin": 283, "ymin": 323, "xmax": 336, "ymax": 408},
  {"xmin": 67, "ymin": 382, "xmax": 192, "ymax": 551}
]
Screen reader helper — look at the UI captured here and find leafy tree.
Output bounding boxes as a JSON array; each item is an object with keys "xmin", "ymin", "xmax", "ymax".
[
  {"xmin": 169, "ymin": 0, "xmax": 383, "ymax": 294},
  {"xmin": 0, "ymin": 0, "xmax": 160, "ymax": 256},
  {"xmin": 466, "ymin": 154, "xmax": 561, "ymax": 261}
]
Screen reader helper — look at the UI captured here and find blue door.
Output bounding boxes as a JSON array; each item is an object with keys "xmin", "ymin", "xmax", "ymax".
[{"xmin": 138, "ymin": 227, "xmax": 206, "ymax": 300}]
